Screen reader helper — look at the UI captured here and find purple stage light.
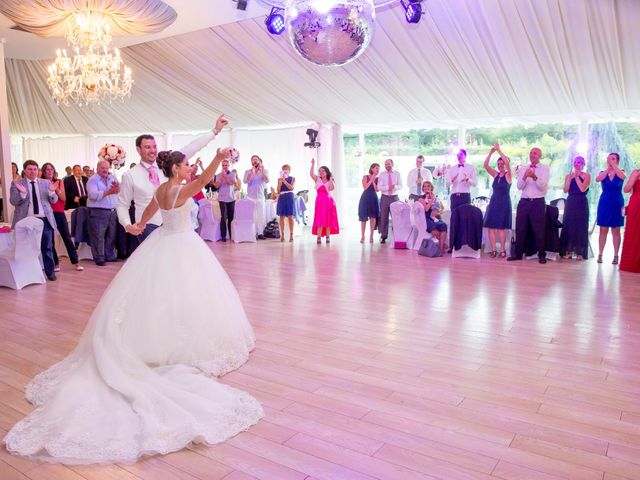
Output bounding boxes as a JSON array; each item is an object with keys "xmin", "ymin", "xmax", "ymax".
[
  {"xmin": 402, "ymin": 0, "xmax": 422, "ymax": 24},
  {"xmin": 265, "ymin": 7, "xmax": 285, "ymax": 35}
]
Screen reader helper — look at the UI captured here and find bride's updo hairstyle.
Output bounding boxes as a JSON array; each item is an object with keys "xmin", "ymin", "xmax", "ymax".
[{"xmin": 156, "ymin": 150, "xmax": 186, "ymax": 178}]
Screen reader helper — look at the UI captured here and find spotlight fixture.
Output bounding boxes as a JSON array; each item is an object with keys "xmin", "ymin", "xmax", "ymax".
[
  {"xmin": 236, "ymin": 0, "xmax": 248, "ymax": 10},
  {"xmin": 265, "ymin": 7, "xmax": 285, "ymax": 35},
  {"xmin": 401, "ymin": 0, "xmax": 423, "ymax": 23},
  {"xmin": 304, "ymin": 128, "xmax": 320, "ymax": 148}
]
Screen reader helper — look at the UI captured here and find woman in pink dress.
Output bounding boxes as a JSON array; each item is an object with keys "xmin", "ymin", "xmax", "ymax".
[
  {"xmin": 310, "ymin": 158, "xmax": 339, "ymax": 243},
  {"xmin": 620, "ymin": 168, "xmax": 640, "ymax": 273}
]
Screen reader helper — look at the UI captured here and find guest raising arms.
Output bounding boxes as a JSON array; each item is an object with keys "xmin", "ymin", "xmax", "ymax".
[
  {"xmin": 357, "ymin": 163, "xmax": 380, "ymax": 244},
  {"xmin": 560, "ymin": 156, "xmax": 591, "ymax": 260},
  {"xmin": 596, "ymin": 152, "xmax": 625, "ymax": 264},
  {"xmin": 276, "ymin": 164, "xmax": 295, "ymax": 242},
  {"xmin": 620, "ymin": 167, "xmax": 640, "ymax": 273},
  {"xmin": 310, "ymin": 158, "xmax": 339, "ymax": 244},
  {"xmin": 483, "ymin": 143, "xmax": 512, "ymax": 258}
]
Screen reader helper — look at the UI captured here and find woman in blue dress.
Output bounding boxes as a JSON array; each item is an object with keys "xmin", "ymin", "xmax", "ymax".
[
  {"xmin": 560, "ymin": 156, "xmax": 591, "ymax": 260},
  {"xmin": 596, "ymin": 152, "xmax": 626, "ymax": 264},
  {"xmin": 483, "ymin": 143, "xmax": 512, "ymax": 257},
  {"xmin": 276, "ymin": 164, "xmax": 295, "ymax": 242},
  {"xmin": 357, "ymin": 163, "xmax": 380, "ymax": 243}
]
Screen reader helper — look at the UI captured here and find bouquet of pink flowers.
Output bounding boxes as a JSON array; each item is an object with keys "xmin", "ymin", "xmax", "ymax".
[
  {"xmin": 98, "ymin": 144, "xmax": 127, "ymax": 169},
  {"xmin": 228, "ymin": 147, "xmax": 240, "ymax": 164}
]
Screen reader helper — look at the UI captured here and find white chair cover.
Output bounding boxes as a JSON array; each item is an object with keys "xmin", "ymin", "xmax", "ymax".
[
  {"xmin": 409, "ymin": 201, "xmax": 432, "ymax": 250},
  {"xmin": 452, "ymin": 245, "xmax": 481, "ymax": 259},
  {"xmin": 197, "ymin": 199, "xmax": 221, "ymax": 242},
  {"xmin": 0, "ymin": 217, "xmax": 46, "ymax": 289},
  {"xmin": 231, "ymin": 199, "xmax": 257, "ymax": 243},
  {"xmin": 389, "ymin": 201, "xmax": 412, "ymax": 246}
]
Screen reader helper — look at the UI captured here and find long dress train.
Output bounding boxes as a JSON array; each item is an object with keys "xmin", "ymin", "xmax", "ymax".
[{"xmin": 4, "ymin": 186, "xmax": 263, "ymax": 464}]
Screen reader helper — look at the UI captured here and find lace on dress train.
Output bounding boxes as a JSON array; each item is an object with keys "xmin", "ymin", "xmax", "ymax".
[{"xmin": 4, "ymin": 185, "xmax": 263, "ymax": 464}]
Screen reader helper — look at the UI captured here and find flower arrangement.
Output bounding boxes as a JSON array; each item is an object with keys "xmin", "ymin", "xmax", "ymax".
[{"xmin": 98, "ymin": 144, "xmax": 126, "ymax": 169}]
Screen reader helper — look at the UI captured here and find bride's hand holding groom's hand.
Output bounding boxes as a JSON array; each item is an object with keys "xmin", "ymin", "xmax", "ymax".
[{"xmin": 126, "ymin": 223, "xmax": 145, "ymax": 236}]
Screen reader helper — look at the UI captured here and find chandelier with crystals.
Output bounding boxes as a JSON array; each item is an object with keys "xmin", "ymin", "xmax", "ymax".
[{"xmin": 47, "ymin": 12, "xmax": 133, "ymax": 107}]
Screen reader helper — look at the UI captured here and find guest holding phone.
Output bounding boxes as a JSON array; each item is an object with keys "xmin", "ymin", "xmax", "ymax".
[
  {"xmin": 276, "ymin": 164, "xmax": 295, "ymax": 242},
  {"xmin": 357, "ymin": 163, "xmax": 380, "ymax": 244},
  {"xmin": 418, "ymin": 181, "xmax": 447, "ymax": 254}
]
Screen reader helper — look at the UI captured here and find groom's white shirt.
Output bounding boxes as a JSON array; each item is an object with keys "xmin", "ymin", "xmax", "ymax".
[{"xmin": 117, "ymin": 131, "xmax": 217, "ymax": 228}]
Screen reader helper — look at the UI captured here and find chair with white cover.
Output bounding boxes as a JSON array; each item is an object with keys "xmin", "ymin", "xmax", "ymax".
[
  {"xmin": 409, "ymin": 201, "xmax": 432, "ymax": 250},
  {"xmin": 198, "ymin": 199, "xmax": 221, "ymax": 242},
  {"xmin": 232, "ymin": 198, "xmax": 257, "ymax": 243},
  {"xmin": 0, "ymin": 217, "xmax": 46, "ymax": 289},
  {"xmin": 389, "ymin": 201, "xmax": 412, "ymax": 247}
]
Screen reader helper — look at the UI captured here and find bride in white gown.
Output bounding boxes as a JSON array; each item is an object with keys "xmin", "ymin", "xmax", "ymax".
[{"xmin": 4, "ymin": 118, "xmax": 264, "ymax": 464}]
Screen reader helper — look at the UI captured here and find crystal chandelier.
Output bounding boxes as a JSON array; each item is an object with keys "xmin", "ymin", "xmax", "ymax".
[{"xmin": 47, "ymin": 12, "xmax": 133, "ymax": 107}]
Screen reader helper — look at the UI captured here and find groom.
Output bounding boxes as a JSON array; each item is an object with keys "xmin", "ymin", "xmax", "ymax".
[{"xmin": 117, "ymin": 115, "xmax": 229, "ymax": 242}]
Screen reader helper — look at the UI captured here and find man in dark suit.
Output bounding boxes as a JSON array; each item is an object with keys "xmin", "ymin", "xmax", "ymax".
[
  {"xmin": 10, "ymin": 159, "xmax": 58, "ymax": 281},
  {"xmin": 63, "ymin": 164, "xmax": 88, "ymax": 209}
]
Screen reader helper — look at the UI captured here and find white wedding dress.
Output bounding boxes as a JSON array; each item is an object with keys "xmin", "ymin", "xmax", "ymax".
[{"xmin": 4, "ymin": 186, "xmax": 264, "ymax": 464}]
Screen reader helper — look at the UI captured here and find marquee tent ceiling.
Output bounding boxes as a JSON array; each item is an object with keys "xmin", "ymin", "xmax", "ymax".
[{"xmin": 2, "ymin": 0, "xmax": 640, "ymax": 135}]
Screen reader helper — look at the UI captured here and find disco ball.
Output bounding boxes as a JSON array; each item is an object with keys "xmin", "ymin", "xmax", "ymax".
[{"xmin": 285, "ymin": 0, "xmax": 375, "ymax": 66}]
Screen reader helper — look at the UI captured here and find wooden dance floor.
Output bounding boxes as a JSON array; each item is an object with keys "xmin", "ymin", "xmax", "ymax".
[{"xmin": 1, "ymin": 230, "xmax": 640, "ymax": 480}]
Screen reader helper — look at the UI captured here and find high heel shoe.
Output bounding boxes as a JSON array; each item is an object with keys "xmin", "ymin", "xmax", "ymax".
[
  {"xmin": 280, "ymin": 236, "xmax": 285, "ymax": 243},
  {"xmin": 597, "ymin": 254, "xmax": 603, "ymax": 263},
  {"xmin": 489, "ymin": 251, "xmax": 497, "ymax": 258},
  {"xmin": 360, "ymin": 238, "xmax": 364, "ymax": 244},
  {"xmin": 289, "ymin": 236, "xmax": 294, "ymax": 242},
  {"xmin": 612, "ymin": 256, "xmax": 619, "ymax": 265},
  {"xmin": 317, "ymin": 237, "xmax": 322, "ymax": 244}
]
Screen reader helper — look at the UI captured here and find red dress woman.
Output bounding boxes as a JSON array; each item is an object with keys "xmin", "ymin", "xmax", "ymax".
[{"xmin": 620, "ymin": 169, "xmax": 640, "ymax": 273}]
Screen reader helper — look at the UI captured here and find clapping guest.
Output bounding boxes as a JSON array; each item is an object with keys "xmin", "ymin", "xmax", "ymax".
[
  {"xmin": 560, "ymin": 156, "xmax": 591, "ymax": 260},
  {"xmin": 9, "ymin": 160, "xmax": 58, "ymax": 281},
  {"xmin": 244, "ymin": 155, "xmax": 270, "ymax": 238},
  {"xmin": 508, "ymin": 147, "xmax": 550, "ymax": 264},
  {"xmin": 596, "ymin": 152, "xmax": 626, "ymax": 264},
  {"xmin": 310, "ymin": 159, "xmax": 339, "ymax": 243},
  {"xmin": 276, "ymin": 164, "xmax": 295, "ymax": 242},
  {"xmin": 213, "ymin": 159, "xmax": 240, "ymax": 242},
  {"xmin": 407, "ymin": 155, "xmax": 433, "ymax": 201},
  {"xmin": 418, "ymin": 181, "xmax": 447, "ymax": 253},
  {"xmin": 483, "ymin": 143, "xmax": 512, "ymax": 257},
  {"xmin": 358, "ymin": 163, "xmax": 380, "ymax": 244},
  {"xmin": 41, "ymin": 163, "xmax": 83, "ymax": 272},
  {"xmin": 376, "ymin": 158, "xmax": 402, "ymax": 244},
  {"xmin": 445, "ymin": 149, "xmax": 477, "ymax": 211},
  {"xmin": 87, "ymin": 160, "xmax": 120, "ymax": 266},
  {"xmin": 620, "ymin": 168, "xmax": 640, "ymax": 272}
]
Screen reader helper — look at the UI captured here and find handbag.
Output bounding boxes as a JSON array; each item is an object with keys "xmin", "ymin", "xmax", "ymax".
[
  {"xmin": 418, "ymin": 237, "xmax": 441, "ymax": 257},
  {"xmin": 509, "ymin": 234, "xmax": 517, "ymax": 258}
]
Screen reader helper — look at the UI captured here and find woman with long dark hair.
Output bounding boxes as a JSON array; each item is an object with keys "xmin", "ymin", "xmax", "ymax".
[
  {"xmin": 310, "ymin": 158, "xmax": 339, "ymax": 243},
  {"xmin": 40, "ymin": 162, "xmax": 83, "ymax": 271}
]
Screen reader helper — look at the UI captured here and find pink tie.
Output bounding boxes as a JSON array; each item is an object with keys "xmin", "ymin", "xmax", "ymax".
[
  {"xmin": 148, "ymin": 165, "xmax": 160, "ymax": 187},
  {"xmin": 388, "ymin": 171, "xmax": 393, "ymax": 194}
]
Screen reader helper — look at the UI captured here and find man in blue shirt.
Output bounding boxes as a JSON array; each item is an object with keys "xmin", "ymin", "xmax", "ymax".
[{"xmin": 87, "ymin": 160, "xmax": 120, "ymax": 266}]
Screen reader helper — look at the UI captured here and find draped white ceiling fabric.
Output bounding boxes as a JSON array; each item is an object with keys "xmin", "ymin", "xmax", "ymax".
[
  {"xmin": 0, "ymin": 0, "xmax": 177, "ymax": 38},
  {"xmin": 5, "ymin": 0, "xmax": 640, "ymax": 135}
]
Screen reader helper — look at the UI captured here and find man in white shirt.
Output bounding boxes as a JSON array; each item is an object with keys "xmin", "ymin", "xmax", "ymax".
[
  {"xmin": 445, "ymin": 149, "xmax": 477, "ymax": 211},
  {"xmin": 117, "ymin": 116, "xmax": 227, "ymax": 242},
  {"xmin": 376, "ymin": 158, "xmax": 402, "ymax": 244},
  {"xmin": 407, "ymin": 155, "xmax": 433, "ymax": 201},
  {"xmin": 508, "ymin": 147, "xmax": 550, "ymax": 264}
]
